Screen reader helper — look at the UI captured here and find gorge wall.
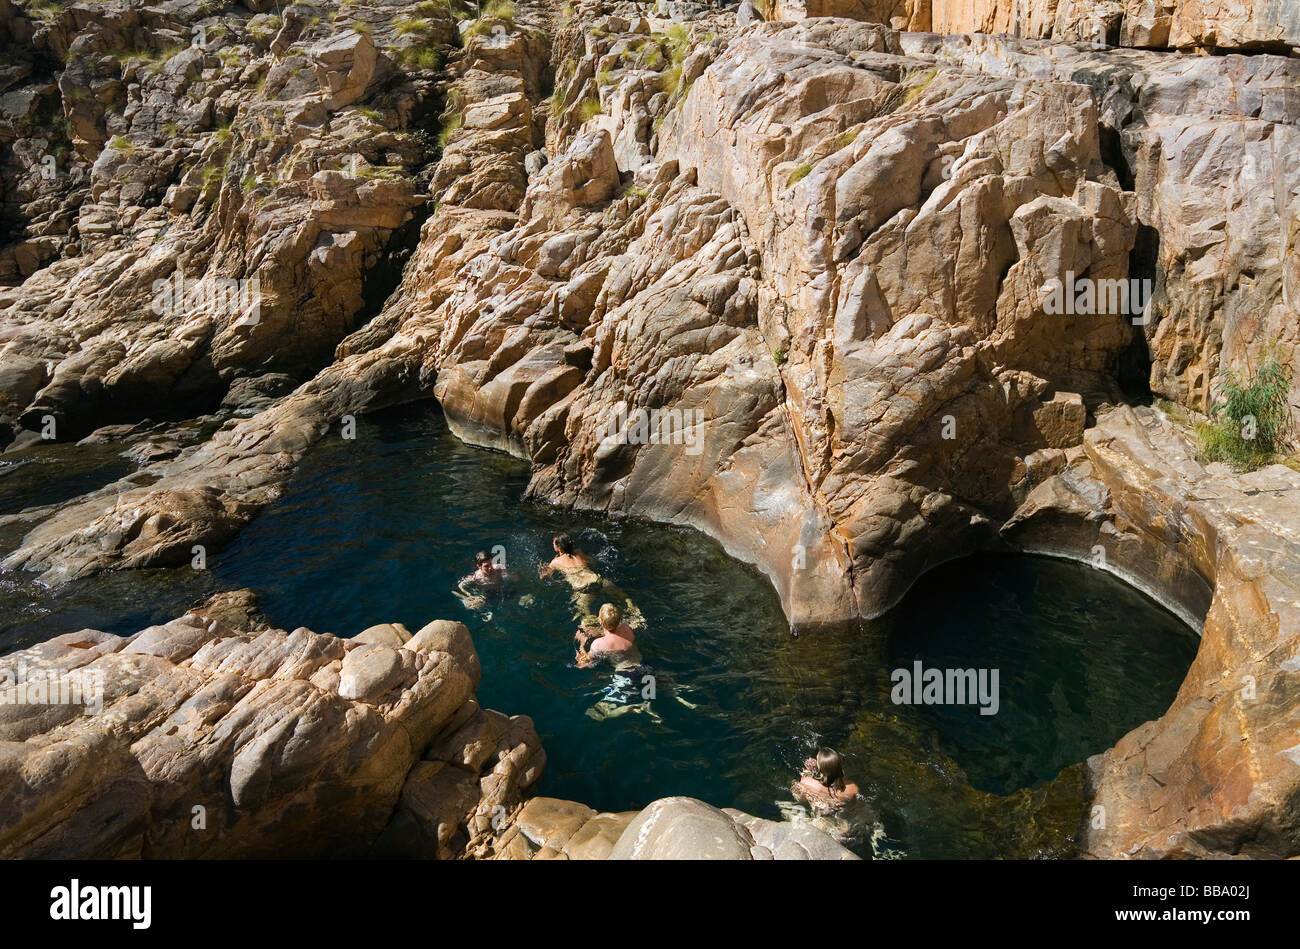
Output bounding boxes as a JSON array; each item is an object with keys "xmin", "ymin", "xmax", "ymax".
[{"xmin": 1, "ymin": 0, "xmax": 1298, "ymax": 857}]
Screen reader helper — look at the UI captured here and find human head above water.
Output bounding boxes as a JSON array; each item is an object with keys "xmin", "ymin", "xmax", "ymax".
[
  {"xmin": 816, "ymin": 748, "xmax": 846, "ymax": 790},
  {"xmin": 553, "ymin": 533, "xmax": 575, "ymax": 555},
  {"xmin": 598, "ymin": 603, "xmax": 622, "ymax": 630},
  {"xmin": 475, "ymin": 550, "xmax": 491, "ymax": 567}
]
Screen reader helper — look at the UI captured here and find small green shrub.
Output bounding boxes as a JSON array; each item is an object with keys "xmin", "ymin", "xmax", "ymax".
[
  {"xmin": 773, "ymin": 348, "xmax": 788, "ymax": 366},
  {"xmin": 787, "ymin": 163, "xmax": 812, "ymax": 186},
  {"xmin": 660, "ymin": 62, "xmax": 682, "ymax": 96},
  {"xmin": 401, "ymin": 45, "xmax": 443, "ymax": 70},
  {"xmin": 1197, "ymin": 354, "xmax": 1294, "ymax": 471}
]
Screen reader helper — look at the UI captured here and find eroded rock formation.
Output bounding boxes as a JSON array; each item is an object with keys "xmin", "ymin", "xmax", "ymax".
[{"xmin": 0, "ymin": 598, "xmax": 544, "ymax": 858}]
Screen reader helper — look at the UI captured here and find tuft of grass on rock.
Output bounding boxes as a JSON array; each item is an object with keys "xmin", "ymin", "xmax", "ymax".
[
  {"xmin": 464, "ymin": 0, "xmax": 515, "ymax": 37},
  {"xmin": 395, "ymin": 15, "xmax": 432, "ymax": 35},
  {"xmin": 787, "ymin": 162, "xmax": 812, "ymax": 186},
  {"xmin": 437, "ymin": 112, "xmax": 462, "ymax": 149},
  {"xmin": 1196, "ymin": 354, "xmax": 1294, "ymax": 471}
]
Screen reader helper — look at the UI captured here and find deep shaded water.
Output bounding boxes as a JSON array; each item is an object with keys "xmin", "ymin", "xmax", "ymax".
[{"xmin": 0, "ymin": 405, "xmax": 1200, "ymax": 858}]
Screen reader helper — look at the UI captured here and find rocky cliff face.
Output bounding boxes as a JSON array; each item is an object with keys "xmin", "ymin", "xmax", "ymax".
[
  {"xmin": 1, "ymin": 0, "xmax": 1298, "ymax": 858},
  {"xmin": 773, "ymin": 0, "xmax": 1300, "ymax": 53}
]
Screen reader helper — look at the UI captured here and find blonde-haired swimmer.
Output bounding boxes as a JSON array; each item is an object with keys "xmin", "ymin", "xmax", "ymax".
[{"xmin": 574, "ymin": 603, "xmax": 642, "ymax": 670}]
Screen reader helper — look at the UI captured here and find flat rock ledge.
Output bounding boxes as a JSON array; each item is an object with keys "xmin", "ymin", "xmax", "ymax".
[
  {"xmin": 494, "ymin": 796, "xmax": 860, "ymax": 860},
  {"xmin": 0, "ymin": 605, "xmax": 544, "ymax": 859}
]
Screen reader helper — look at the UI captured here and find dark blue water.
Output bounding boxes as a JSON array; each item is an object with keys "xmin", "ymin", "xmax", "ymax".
[{"xmin": 0, "ymin": 404, "xmax": 1201, "ymax": 858}]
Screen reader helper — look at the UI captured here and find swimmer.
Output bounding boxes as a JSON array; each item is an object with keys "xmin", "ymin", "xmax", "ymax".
[
  {"xmin": 792, "ymin": 748, "xmax": 860, "ymax": 813},
  {"xmin": 540, "ymin": 532, "xmax": 646, "ymax": 630},
  {"xmin": 574, "ymin": 603, "xmax": 641, "ymax": 670},
  {"xmin": 577, "ymin": 603, "xmax": 661, "ymax": 722},
  {"xmin": 454, "ymin": 550, "xmax": 509, "ymax": 612},
  {"xmin": 538, "ymin": 533, "xmax": 592, "ymax": 579}
]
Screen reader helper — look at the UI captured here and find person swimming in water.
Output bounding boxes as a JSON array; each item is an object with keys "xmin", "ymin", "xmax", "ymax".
[
  {"xmin": 574, "ymin": 603, "xmax": 697, "ymax": 722},
  {"xmin": 454, "ymin": 550, "xmax": 509, "ymax": 612},
  {"xmin": 792, "ymin": 748, "xmax": 860, "ymax": 813},
  {"xmin": 574, "ymin": 603, "xmax": 657, "ymax": 721},
  {"xmin": 538, "ymin": 532, "xmax": 591, "ymax": 579},
  {"xmin": 574, "ymin": 602, "xmax": 641, "ymax": 669},
  {"xmin": 780, "ymin": 747, "xmax": 884, "ymax": 855},
  {"xmin": 540, "ymin": 533, "xmax": 645, "ymax": 630}
]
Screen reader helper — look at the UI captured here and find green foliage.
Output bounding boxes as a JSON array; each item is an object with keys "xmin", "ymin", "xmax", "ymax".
[
  {"xmin": 787, "ymin": 163, "xmax": 812, "ymax": 186},
  {"xmin": 107, "ymin": 134, "xmax": 134, "ymax": 152},
  {"xmin": 354, "ymin": 163, "xmax": 404, "ymax": 180},
  {"xmin": 576, "ymin": 97, "xmax": 602, "ymax": 122},
  {"xmin": 437, "ymin": 112, "xmax": 462, "ymax": 149},
  {"xmin": 773, "ymin": 347, "xmax": 788, "ymax": 366},
  {"xmin": 1196, "ymin": 354, "xmax": 1294, "ymax": 471},
  {"xmin": 24, "ymin": 0, "xmax": 65, "ymax": 23},
  {"xmin": 395, "ymin": 15, "xmax": 433, "ymax": 35},
  {"xmin": 248, "ymin": 14, "xmax": 280, "ymax": 41},
  {"xmin": 201, "ymin": 160, "xmax": 227, "ymax": 191},
  {"xmin": 660, "ymin": 62, "xmax": 682, "ymax": 96},
  {"xmin": 400, "ymin": 43, "xmax": 441, "ymax": 70},
  {"xmin": 464, "ymin": 0, "xmax": 514, "ymax": 37},
  {"xmin": 836, "ymin": 129, "xmax": 859, "ymax": 149},
  {"xmin": 900, "ymin": 66, "xmax": 940, "ymax": 106}
]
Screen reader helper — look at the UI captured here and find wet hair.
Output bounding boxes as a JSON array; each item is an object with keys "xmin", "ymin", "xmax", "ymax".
[
  {"xmin": 598, "ymin": 603, "xmax": 622, "ymax": 630},
  {"xmin": 553, "ymin": 533, "xmax": 575, "ymax": 555},
  {"xmin": 475, "ymin": 551, "xmax": 491, "ymax": 565},
  {"xmin": 815, "ymin": 748, "xmax": 846, "ymax": 792}
]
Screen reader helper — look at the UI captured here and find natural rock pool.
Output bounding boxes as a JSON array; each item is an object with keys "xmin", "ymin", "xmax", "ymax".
[{"xmin": 0, "ymin": 404, "xmax": 1200, "ymax": 858}]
